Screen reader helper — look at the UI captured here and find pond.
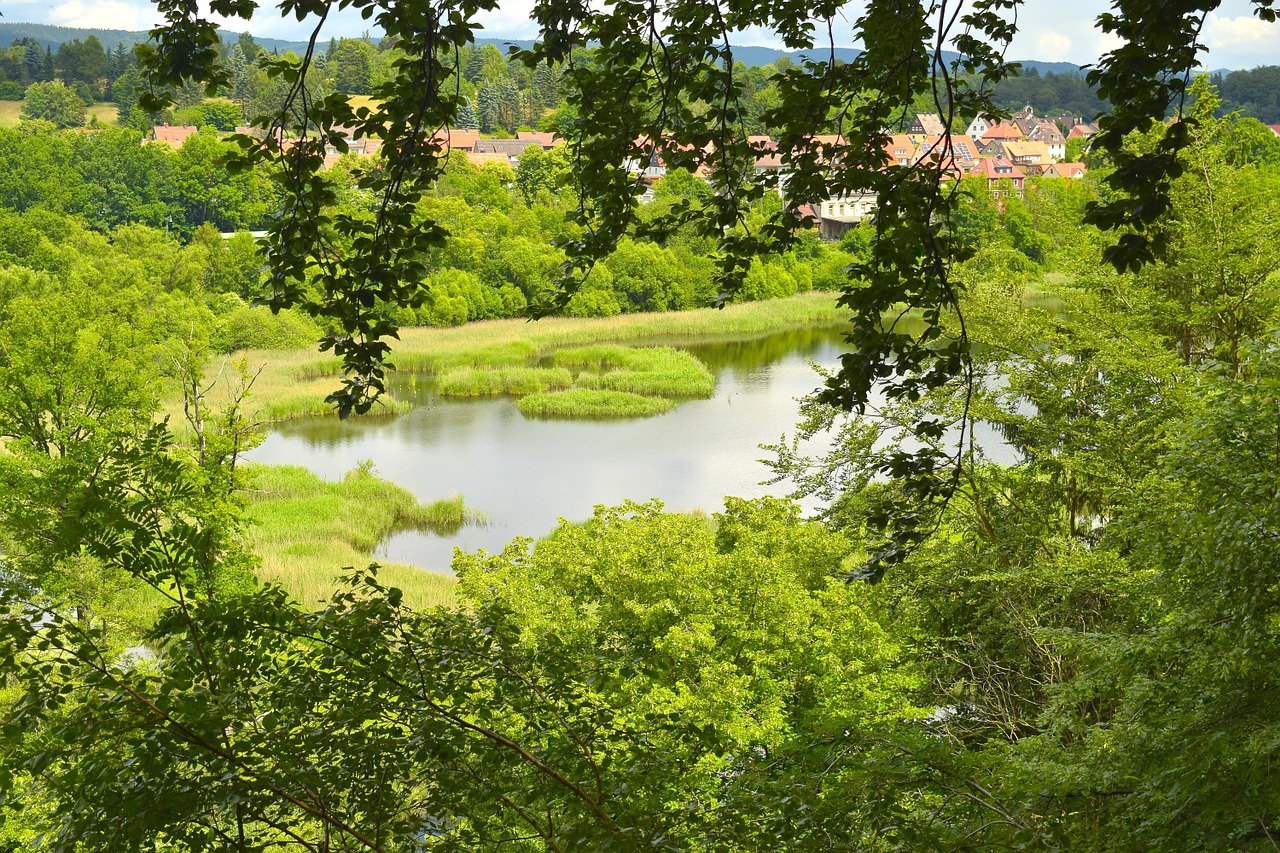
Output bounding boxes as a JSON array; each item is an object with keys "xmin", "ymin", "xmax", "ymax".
[{"xmin": 246, "ymin": 324, "xmax": 864, "ymax": 572}]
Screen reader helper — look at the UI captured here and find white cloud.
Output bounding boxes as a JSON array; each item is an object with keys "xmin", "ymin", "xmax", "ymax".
[
  {"xmin": 1036, "ymin": 31, "xmax": 1073, "ymax": 62},
  {"xmin": 50, "ymin": 0, "xmax": 155, "ymax": 30},
  {"xmin": 1203, "ymin": 12, "xmax": 1279, "ymax": 50},
  {"xmin": 1094, "ymin": 29, "xmax": 1125, "ymax": 61}
]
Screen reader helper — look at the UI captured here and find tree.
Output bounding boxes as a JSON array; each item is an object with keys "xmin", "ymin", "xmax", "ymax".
[
  {"xmin": 1099, "ymin": 78, "xmax": 1280, "ymax": 371},
  {"xmin": 54, "ymin": 36, "xmax": 109, "ymax": 91},
  {"xmin": 327, "ymin": 37, "xmax": 376, "ymax": 94},
  {"xmin": 19, "ymin": 81, "xmax": 85, "ymax": 128}
]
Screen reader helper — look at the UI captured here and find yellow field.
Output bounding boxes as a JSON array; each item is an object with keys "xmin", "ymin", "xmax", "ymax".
[
  {"xmin": 85, "ymin": 103, "xmax": 120, "ymax": 126},
  {"xmin": 0, "ymin": 100, "xmax": 22, "ymax": 128},
  {"xmin": 0, "ymin": 99, "xmax": 120, "ymax": 129}
]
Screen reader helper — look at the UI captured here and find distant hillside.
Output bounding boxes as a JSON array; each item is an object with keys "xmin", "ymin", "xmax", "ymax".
[
  {"xmin": 0, "ymin": 21, "xmax": 314, "ymax": 54},
  {"xmin": 470, "ymin": 38, "xmax": 1088, "ymax": 75}
]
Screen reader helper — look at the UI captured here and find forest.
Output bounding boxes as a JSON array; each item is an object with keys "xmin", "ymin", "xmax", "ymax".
[{"xmin": 2, "ymin": 0, "xmax": 1280, "ymax": 848}]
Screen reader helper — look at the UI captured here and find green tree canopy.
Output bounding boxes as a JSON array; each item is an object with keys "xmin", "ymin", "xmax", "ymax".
[{"xmin": 19, "ymin": 81, "xmax": 85, "ymax": 128}]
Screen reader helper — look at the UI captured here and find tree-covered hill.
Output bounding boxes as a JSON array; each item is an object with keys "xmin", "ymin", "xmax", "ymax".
[{"xmin": 0, "ymin": 21, "xmax": 314, "ymax": 55}]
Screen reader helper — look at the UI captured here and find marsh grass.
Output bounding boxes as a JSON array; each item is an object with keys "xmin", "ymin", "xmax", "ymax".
[
  {"xmin": 518, "ymin": 389, "xmax": 676, "ymax": 419},
  {"xmin": 244, "ymin": 463, "xmax": 483, "ymax": 608},
  {"xmin": 177, "ymin": 293, "xmax": 841, "ymax": 422},
  {"xmin": 557, "ymin": 345, "xmax": 715, "ymax": 399},
  {"xmin": 437, "ymin": 366, "xmax": 573, "ymax": 396}
]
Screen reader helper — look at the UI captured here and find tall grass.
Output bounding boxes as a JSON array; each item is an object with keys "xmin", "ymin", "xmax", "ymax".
[
  {"xmin": 519, "ymin": 389, "xmax": 676, "ymax": 419},
  {"xmin": 557, "ymin": 345, "xmax": 715, "ymax": 399},
  {"xmin": 244, "ymin": 463, "xmax": 483, "ymax": 608},
  {"xmin": 437, "ymin": 366, "xmax": 573, "ymax": 396}
]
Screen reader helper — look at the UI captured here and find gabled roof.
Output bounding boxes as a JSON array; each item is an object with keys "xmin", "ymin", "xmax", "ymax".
[
  {"xmin": 1045, "ymin": 161, "xmax": 1087, "ymax": 178},
  {"xmin": 474, "ymin": 138, "xmax": 544, "ymax": 156},
  {"xmin": 912, "ymin": 113, "xmax": 947, "ymax": 136},
  {"xmin": 1013, "ymin": 117, "xmax": 1038, "ymax": 138},
  {"xmin": 1028, "ymin": 121, "xmax": 1065, "ymax": 144},
  {"xmin": 151, "ymin": 125, "xmax": 199, "ymax": 147},
  {"xmin": 884, "ymin": 133, "xmax": 918, "ymax": 164},
  {"xmin": 1002, "ymin": 140, "xmax": 1052, "ymax": 161},
  {"xmin": 981, "ymin": 121, "xmax": 1023, "ymax": 142},
  {"xmin": 430, "ymin": 128, "xmax": 481, "ymax": 152},
  {"xmin": 1067, "ymin": 123, "xmax": 1098, "ymax": 138},
  {"xmin": 969, "ymin": 157, "xmax": 1025, "ymax": 180},
  {"xmin": 1267, "ymin": 125, "xmax": 1280, "ymax": 137},
  {"xmin": 516, "ymin": 130, "xmax": 559, "ymax": 147}
]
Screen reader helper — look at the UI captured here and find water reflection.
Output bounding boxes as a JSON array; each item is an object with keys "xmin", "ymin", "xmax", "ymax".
[{"xmin": 248, "ymin": 325, "xmax": 848, "ymax": 572}]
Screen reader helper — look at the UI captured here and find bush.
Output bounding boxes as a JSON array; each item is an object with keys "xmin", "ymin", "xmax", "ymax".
[
  {"xmin": 0, "ymin": 82, "xmax": 23, "ymax": 101},
  {"xmin": 213, "ymin": 305, "xmax": 321, "ymax": 352}
]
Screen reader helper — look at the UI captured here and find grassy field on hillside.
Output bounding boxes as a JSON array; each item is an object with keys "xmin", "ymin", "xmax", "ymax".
[
  {"xmin": 0, "ymin": 101, "xmax": 23, "ymax": 128},
  {"xmin": 0, "ymin": 100, "xmax": 120, "ymax": 128}
]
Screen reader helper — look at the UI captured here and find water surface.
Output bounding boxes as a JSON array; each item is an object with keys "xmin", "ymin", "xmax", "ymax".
[{"xmin": 248, "ymin": 325, "xmax": 849, "ymax": 571}]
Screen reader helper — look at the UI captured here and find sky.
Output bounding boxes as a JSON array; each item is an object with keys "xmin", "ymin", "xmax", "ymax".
[{"xmin": 3, "ymin": 0, "xmax": 1277, "ymax": 71}]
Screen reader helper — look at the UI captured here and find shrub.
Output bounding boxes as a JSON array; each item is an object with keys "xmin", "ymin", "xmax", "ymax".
[{"xmin": 213, "ymin": 305, "xmax": 321, "ymax": 352}]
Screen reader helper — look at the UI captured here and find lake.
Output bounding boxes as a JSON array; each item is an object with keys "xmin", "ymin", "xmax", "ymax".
[{"xmin": 246, "ymin": 324, "xmax": 862, "ymax": 572}]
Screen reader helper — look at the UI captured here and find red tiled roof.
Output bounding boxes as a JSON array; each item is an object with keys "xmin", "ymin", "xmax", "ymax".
[
  {"xmin": 980, "ymin": 121, "xmax": 1023, "ymax": 142},
  {"xmin": 151, "ymin": 125, "xmax": 199, "ymax": 147}
]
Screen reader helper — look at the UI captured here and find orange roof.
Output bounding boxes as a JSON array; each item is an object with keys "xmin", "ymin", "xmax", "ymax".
[
  {"xmin": 515, "ymin": 130, "xmax": 558, "ymax": 147},
  {"xmin": 980, "ymin": 121, "xmax": 1023, "ymax": 142},
  {"xmin": 430, "ymin": 128, "xmax": 481, "ymax": 152},
  {"xmin": 969, "ymin": 157, "xmax": 1025, "ymax": 180},
  {"xmin": 464, "ymin": 151, "xmax": 511, "ymax": 166},
  {"xmin": 884, "ymin": 134, "xmax": 917, "ymax": 164},
  {"xmin": 151, "ymin": 125, "xmax": 199, "ymax": 147},
  {"xmin": 1046, "ymin": 161, "xmax": 1087, "ymax": 178}
]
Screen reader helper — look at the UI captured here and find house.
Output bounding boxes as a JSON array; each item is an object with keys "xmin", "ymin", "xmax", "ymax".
[
  {"xmin": 815, "ymin": 191, "xmax": 878, "ymax": 240},
  {"xmin": 968, "ymin": 156, "xmax": 1025, "ymax": 200},
  {"xmin": 474, "ymin": 138, "xmax": 546, "ymax": 166},
  {"xmin": 1043, "ymin": 161, "xmax": 1087, "ymax": 179},
  {"xmin": 515, "ymin": 130, "xmax": 558, "ymax": 148},
  {"xmin": 150, "ymin": 124, "xmax": 199, "ymax": 148},
  {"xmin": 915, "ymin": 134, "xmax": 981, "ymax": 177},
  {"xmin": 1067, "ymin": 122, "xmax": 1098, "ymax": 140},
  {"xmin": 1026, "ymin": 121, "xmax": 1066, "ymax": 159},
  {"xmin": 907, "ymin": 113, "xmax": 947, "ymax": 144},
  {"xmin": 884, "ymin": 134, "xmax": 918, "ymax": 166},
  {"xmin": 980, "ymin": 121, "xmax": 1024, "ymax": 146},
  {"xmin": 965, "ymin": 115, "xmax": 993, "ymax": 144},
  {"xmin": 999, "ymin": 139, "xmax": 1053, "ymax": 170},
  {"xmin": 1267, "ymin": 124, "xmax": 1280, "ymax": 137},
  {"xmin": 429, "ymin": 128, "xmax": 482, "ymax": 152}
]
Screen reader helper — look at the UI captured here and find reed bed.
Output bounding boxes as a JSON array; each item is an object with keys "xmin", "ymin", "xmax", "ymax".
[
  {"xmin": 437, "ymin": 366, "xmax": 573, "ymax": 397},
  {"xmin": 518, "ymin": 389, "xmax": 676, "ymax": 419},
  {"xmin": 558, "ymin": 345, "xmax": 715, "ymax": 399},
  {"xmin": 174, "ymin": 292, "xmax": 842, "ymax": 422},
  {"xmin": 244, "ymin": 463, "xmax": 482, "ymax": 608}
]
